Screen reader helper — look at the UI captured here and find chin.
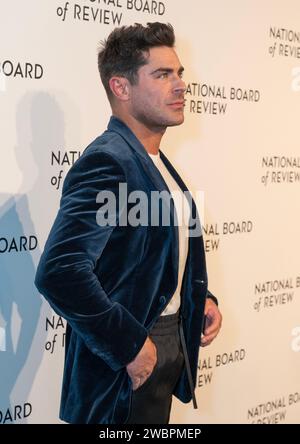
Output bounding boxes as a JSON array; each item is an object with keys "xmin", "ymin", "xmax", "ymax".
[{"xmin": 168, "ymin": 115, "xmax": 185, "ymax": 127}]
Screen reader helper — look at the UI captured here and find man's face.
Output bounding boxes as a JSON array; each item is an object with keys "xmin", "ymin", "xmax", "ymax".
[{"xmin": 128, "ymin": 46, "xmax": 186, "ymax": 130}]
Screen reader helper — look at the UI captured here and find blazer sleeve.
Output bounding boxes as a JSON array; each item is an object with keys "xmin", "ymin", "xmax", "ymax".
[
  {"xmin": 207, "ymin": 289, "xmax": 218, "ymax": 306},
  {"xmin": 35, "ymin": 149, "xmax": 148, "ymax": 372}
]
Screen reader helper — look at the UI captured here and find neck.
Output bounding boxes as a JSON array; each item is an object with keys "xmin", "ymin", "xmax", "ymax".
[{"xmin": 112, "ymin": 111, "xmax": 165, "ymax": 155}]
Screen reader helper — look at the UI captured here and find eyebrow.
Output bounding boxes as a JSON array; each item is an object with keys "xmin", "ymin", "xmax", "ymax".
[{"xmin": 150, "ymin": 66, "xmax": 185, "ymax": 75}]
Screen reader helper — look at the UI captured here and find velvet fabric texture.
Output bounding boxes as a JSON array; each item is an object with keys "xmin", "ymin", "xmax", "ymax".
[{"xmin": 35, "ymin": 116, "xmax": 215, "ymax": 424}]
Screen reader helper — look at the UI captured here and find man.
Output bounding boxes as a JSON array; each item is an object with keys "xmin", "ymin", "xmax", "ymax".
[{"xmin": 35, "ymin": 22, "xmax": 222, "ymax": 424}]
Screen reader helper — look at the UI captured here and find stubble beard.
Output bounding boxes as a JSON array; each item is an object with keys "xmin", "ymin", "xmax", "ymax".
[{"xmin": 134, "ymin": 106, "xmax": 184, "ymax": 132}]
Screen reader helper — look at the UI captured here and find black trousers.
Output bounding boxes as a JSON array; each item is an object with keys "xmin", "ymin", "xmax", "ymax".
[{"xmin": 126, "ymin": 311, "xmax": 184, "ymax": 424}]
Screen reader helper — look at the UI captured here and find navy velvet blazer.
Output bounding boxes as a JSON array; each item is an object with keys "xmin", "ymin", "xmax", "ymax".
[{"xmin": 35, "ymin": 116, "xmax": 214, "ymax": 424}]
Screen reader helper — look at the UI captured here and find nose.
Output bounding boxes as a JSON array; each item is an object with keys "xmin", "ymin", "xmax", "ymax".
[{"xmin": 173, "ymin": 77, "xmax": 186, "ymax": 94}]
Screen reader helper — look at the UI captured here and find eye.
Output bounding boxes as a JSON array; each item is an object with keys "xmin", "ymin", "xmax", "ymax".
[{"xmin": 158, "ymin": 72, "xmax": 168, "ymax": 79}]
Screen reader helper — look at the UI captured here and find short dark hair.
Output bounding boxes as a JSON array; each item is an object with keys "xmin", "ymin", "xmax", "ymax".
[{"xmin": 97, "ymin": 22, "xmax": 175, "ymax": 99}]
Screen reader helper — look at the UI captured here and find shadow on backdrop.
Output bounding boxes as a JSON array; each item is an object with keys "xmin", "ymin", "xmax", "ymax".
[{"xmin": 0, "ymin": 92, "xmax": 66, "ymax": 423}]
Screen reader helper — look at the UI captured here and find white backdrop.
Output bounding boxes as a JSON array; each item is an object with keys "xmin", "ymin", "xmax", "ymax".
[{"xmin": 1, "ymin": 0, "xmax": 300, "ymax": 424}]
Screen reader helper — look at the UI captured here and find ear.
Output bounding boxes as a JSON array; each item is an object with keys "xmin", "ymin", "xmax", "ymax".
[{"xmin": 109, "ymin": 77, "xmax": 130, "ymax": 101}]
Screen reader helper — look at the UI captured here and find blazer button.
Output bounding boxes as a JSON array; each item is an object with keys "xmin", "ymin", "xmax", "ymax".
[{"xmin": 159, "ymin": 296, "xmax": 166, "ymax": 305}]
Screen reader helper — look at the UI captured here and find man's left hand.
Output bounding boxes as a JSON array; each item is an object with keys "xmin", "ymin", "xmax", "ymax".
[{"xmin": 201, "ymin": 298, "xmax": 222, "ymax": 347}]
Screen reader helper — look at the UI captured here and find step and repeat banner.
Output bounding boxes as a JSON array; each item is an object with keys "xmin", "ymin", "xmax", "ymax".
[{"xmin": 0, "ymin": 0, "xmax": 299, "ymax": 424}]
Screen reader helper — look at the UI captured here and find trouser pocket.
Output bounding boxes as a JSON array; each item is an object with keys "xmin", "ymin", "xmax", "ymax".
[{"xmin": 126, "ymin": 324, "xmax": 184, "ymax": 424}]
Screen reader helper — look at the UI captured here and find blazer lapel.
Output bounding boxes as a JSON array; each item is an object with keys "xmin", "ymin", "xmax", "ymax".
[{"xmin": 107, "ymin": 116, "xmax": 179, "ymax": 287}]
